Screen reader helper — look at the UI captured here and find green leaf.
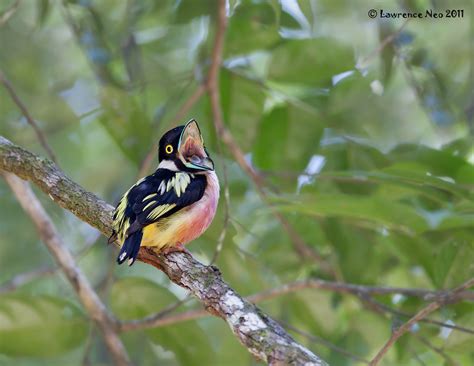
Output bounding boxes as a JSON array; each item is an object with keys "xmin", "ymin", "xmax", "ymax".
[
  {"xmin": 268, "ymin": 38, "xmax": 354, "ymax": 87},
  {"xmin": 110, "ymin": 278, "xmax": 215, "ymax": 365},
  {"xmin": 322, "ymin": 218, "xmax": 385, "ymax": 283},
  {"xmin": 225, "ymin": 1, "xmax": 279, "ymax": 56},
  {"xmin": 174, "ymin": 0, "xmax": 215, "ymax": 23},
  {"xmin": 36, "ymin": 0, "xmax": 51, "ymax": 26},
  {"xmin": 219, "ymin": 69, "xmax": 266, "ymax": 151},
  {"xmin": 253, "ymin": 104, "xmax": 323, "ymax": 171},
  {"xmin": 389, "ymin": 144, "xmax": 474, "ymax": 185},
  {"xmin": 99, "ymin": 87, "xmax": 153, "ymax": 163},
  {"xmin": 378, "ymin": 21, "xmax": 396, "ymax": 84},
  {"xmin": 275, "ymin": 193, "xmax": 428, "ymax": 234},
  {"xmin": 0, "ymin": 295, "xmax": 89, "ymax": 357},
  {"xmin": 432, "ymin": 239, "xmax": 459, "ymax": 288}
]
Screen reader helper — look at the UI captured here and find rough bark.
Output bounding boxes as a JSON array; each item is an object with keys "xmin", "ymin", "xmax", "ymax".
[{"xmin": 0, "ymin": 136, "xmax": 328, "ymax": 366}]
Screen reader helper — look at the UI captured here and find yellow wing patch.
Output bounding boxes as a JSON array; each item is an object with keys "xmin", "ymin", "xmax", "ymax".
[
  {"xmin": 113, "ymin": 192, "xmax": 131, "ymax": 243},
  {"xmin": 143, "ymin": 193, "xmax": 158, "ymax": 201},
  {"xmin": 147, "ymin": 203, "xmax": 177, "ymax": 220}
]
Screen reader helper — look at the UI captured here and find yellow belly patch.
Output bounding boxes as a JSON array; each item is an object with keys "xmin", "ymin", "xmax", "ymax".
[
  {"xmin": 142, "ymin": 223, "xmax": 169, "ymax": 249},
  {"xmin": 141, "ymin": 212, "xmax": 191, "ymax": 249}
]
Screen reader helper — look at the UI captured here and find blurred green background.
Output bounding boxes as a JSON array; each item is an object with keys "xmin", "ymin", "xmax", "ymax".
[{"xmin": 0, "ymin": 0, "xmax": 473, "ymax": 365}]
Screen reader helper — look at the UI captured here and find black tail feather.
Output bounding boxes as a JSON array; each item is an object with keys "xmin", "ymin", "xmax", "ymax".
[{"xmin": 117, "ymin": 230, "xmax": 143, "ymax": 265}]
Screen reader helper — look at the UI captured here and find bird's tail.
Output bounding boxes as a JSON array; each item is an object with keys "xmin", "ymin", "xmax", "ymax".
[{"xmin": 117, "ymin": 230, "xmax": 143, "ymax": 266}]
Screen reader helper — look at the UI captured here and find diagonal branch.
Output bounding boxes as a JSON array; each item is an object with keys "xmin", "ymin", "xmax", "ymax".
[
  {"xmin": 369, "ymin": 277, "xmax": 474, "ymax": 366},
  {"xmin": 0, "ymin": 135, "xmax": 327, "ymax": 365},
  {"xmin": 2, "ymin": 172, "xmax": 130, "ymax": 366},
  {"xmin": 0, "ymin": 70, "xmax": 57, "ymax": 164},
  {"xmin": 0, "ymin": 231, "xmax": 101, "ymax": 293},
  {"xmin": 359, "ymin": 294, "xmax": 474, "ymax": 335}
]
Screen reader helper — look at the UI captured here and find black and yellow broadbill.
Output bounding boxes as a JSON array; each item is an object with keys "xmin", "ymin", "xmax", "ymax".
[{"xmin": 109, "ymin": 120, "xmax": 220, "ymax": 265}]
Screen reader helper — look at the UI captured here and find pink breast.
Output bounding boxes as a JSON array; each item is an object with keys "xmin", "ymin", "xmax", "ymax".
[{"xmin": 176, "ymin": 172, "xmax": 220, "ymax": 245}]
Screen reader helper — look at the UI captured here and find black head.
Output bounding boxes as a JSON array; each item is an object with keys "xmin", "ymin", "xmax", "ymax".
[
  {"xmin": 158, "ymin": 120, "xmax": 214, "ymax": 172},
  {"xmin": 158, "ymin": 125, "xmax": 183, "ymax": 162}
]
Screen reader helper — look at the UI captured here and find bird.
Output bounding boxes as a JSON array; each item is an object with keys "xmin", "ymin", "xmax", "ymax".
[{"xmin": 109, "ymin": 119, "xmax": 220, "ymax": 265}]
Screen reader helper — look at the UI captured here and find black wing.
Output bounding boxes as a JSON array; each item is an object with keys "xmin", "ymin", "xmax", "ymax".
[
  {"xmin": 130, "ymin": 170, "xmax": 207, "ymax": 230},
  {"xmin": 111, "ymin": 169, "xmax": 207, "ymax": 242}
]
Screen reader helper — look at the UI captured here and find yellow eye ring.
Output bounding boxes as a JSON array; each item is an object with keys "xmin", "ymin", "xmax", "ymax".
[{"xmin": 165, "ymin": 144, "xmax": 173, "ymax": 154}]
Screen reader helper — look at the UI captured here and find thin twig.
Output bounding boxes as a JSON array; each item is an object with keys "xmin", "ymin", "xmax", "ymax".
[
  {"xmin": 360, "ymin": 294, "xmax": 474, "ymax": 335},
  {"xmin": 0, "ymin": 0, "xmax": 20, "ymax": 26},
  {"xmin": 209, "ymin": 131, "xmax": 231, "ymax": 264},
  {"xmin": 250, "ymin": 279, "xmax": 474, "ymax": 303},
  {"xmin": 413, "ymin": 334, "xmax": 459, "ymax": 366},
  {"xmin": 209, "ymin": 197, "xmax": 229, "ymax": 264},
  {"xmin": 369, "ymin": 277, "xmax": 474, "ymax": 366},
  {"xmin": 357, "ymin": 19, "xmax": 410, "ymax": 68},
  {"xmin": 120, "ymin": 296, "xmax": 193, "ymax": 332},
  {"xmin": 0, "ymin": 231, "xmax": 101, "ymax": 293},
  {"xmin": 2, "ymin": 173, "xmax": 130, "ymax": 366},
  {"xmin": 0, "ymin": 266, "xmax": 54, "ymax": 293},
  {"xmin": 0, "ymin": 70, "xmax": 57, "ymax": 163},
  {"xmin": 281, "ymin": 321, "xmax": 370, "ymax": 364}
]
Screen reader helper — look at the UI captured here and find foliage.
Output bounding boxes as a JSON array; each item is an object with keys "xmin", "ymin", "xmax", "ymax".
[{"xmin": 0, "ymin": 0, "xmax": 473, "ymax": 365}]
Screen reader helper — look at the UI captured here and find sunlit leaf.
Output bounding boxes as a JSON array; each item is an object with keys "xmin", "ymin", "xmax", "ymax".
[
  {"xmin": 274, "ymin": 193, "xmax": 428, "ymax": 234},
  {"xmin": 0, "ymin": 295, "xmax": 88, "ymax": 357},
  {"xmin": 268, "ymin": 38, "xmax": 354, "ymax": 87}
]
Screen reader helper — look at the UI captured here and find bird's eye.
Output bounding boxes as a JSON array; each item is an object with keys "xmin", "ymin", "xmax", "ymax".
[{"xmin": 165, "ymin": 144, "xmax": 173, "ymax": 154}]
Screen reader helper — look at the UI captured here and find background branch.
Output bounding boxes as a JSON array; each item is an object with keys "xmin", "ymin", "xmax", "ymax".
[
  {"xmin": 0, "ymin": 69, "xmax": 57, "ymax": 164},
  {"xmin": 120, "ymin": 278, "xmax": 474, "ymax": 333},
  {"xmin": 2, "ymin": 173, "xmax": 130, "ymax": 366},
  {"xmin": 369, "ymin": 278, "xmax": 474, "ymax": 365},
  {"xmin": 0, "ymin": 136, "xmax": 327, "ymax": 365},
  {"xmin": 205, "ymin": 0, "xmax": 334, "ymax": 276}
]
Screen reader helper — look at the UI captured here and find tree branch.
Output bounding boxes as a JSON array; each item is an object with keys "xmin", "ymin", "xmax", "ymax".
[
  {"xmin": 2, "ymin": 173, "xmax": 130, "ymax": 366},
  {"xmin": 0, "ymin": 135, "xmax": 327, "ymax": 365},
  {"xmin": 0, "ymin": 231, "xmax": 101, "ymax": 293},
  {"xmin": 0, "ymin": 266, "xmax": 54, "ymax": 293},
  {"xmin": 0, "ymin": 70, "xmax": 57, "ymax": 164},
  {"xmin": 359, "ymin": 294, "xmax": 474, "ymax": 335},
  {"xmin": 369, "ymin": 277, "xmax": 474, "ymax": 365},
  {"xmin": 249, "ymin": 279, "xmax": 474, "ymax": 303},
  {"xmin": 0, "ymin": 0, "xmax": 20, "ymax": 26},
  {"xmin": 357, "ymin": 19, "xmax": 410, "ymax": 68}
]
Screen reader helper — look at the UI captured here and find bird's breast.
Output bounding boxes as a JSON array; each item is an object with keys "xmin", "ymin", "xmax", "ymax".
[{"xmin": 176, "ymin": 171, "xmax": 220, "ymax": 245}]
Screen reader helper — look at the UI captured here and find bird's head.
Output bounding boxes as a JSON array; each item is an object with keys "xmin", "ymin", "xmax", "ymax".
[{"xmin": 158, "ymin": 120, "xmax": 214, "ymax": 172}]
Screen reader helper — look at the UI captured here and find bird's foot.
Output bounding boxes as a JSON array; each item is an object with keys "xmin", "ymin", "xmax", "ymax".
[{"xmin": 161, "ymin": 243, "xmax": 191, "ymax": 256}]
